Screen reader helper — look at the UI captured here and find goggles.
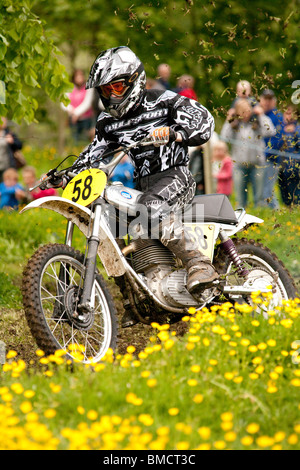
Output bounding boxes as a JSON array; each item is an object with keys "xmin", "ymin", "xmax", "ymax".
[{"xmin": 98, "ymin": 80, "xmax": 129, "ymax": 99}]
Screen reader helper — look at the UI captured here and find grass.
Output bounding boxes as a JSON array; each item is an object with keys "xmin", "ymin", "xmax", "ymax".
[
  {"xmin": 0, "ymin": 144, "xmax": 299, "ymax": 450},
  {"xmin": 0, "ymin": 297, "xmax": 300, "ymax": 450}
]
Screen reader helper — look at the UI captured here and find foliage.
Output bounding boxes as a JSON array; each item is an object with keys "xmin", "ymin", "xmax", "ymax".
[
  {"xmin": 0, "ymin": 298, "xmax": 300, "ymax": 450},
  {"xmin": 32, "ymin": 0, "xmax": 300, "ymax": 118},
  {"xmin": 0, "ymin": 0, "xmax": 72, "ymax": 123}
]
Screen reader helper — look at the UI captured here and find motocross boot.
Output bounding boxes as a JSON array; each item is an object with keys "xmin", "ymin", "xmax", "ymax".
[{"xmin": 159, "ymin": 216, "xmax": 219, "ymax": 296}]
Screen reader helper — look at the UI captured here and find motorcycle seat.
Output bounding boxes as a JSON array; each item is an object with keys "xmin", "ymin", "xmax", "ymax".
[{"xmin": 183, "ymin": 194, "xmax": 238, "ymax": 225}]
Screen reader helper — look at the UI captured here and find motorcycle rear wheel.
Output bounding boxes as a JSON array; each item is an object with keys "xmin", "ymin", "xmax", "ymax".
[
  {"xmin": 214, "ymin": 237, "xmax": 297, "ymax": 314},
  {"xmin": 22, "ymin": 243, "xmax": 118, "ymax": 364}
]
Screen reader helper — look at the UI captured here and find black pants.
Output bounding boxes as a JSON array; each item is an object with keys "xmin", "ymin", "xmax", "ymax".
[{"xmin": 137, "ymin": 166, "xmax": 196, "ymax": 222}]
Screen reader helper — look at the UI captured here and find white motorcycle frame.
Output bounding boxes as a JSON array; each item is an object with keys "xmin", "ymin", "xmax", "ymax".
[{"xmin": 20, "ymin": 196, "xmax": 264, "ymax": 313}]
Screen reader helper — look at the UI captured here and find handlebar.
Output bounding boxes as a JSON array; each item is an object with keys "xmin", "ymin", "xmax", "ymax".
[{"xmin": 29, "ymin": 134, "xmax": 167, "ymax": 192}]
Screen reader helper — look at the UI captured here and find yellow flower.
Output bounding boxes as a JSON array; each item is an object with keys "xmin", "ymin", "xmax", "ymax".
[
  {"xmin": 141, "ymin": 370, "xmax": 151, "ymax": 378},
  {"xmin": 213, "ymin": 440, "xmax": 226, "ymax": 450},
  {"xmin": 187, "ymin": 379, "xmax": 198, "ymax": 387},
  {"xmin": 274, "ymin": 431, "xmax": 286, "ymax": 442},
  {"xmin": 256, "ymin": 436, "xmax": 275, "ymax": 448},
  {"xmin": 6, "ymin": 350, "xmax": 18, "ymax": 359},
  {"xmin": 138, "ymin": 414, "xmax": 154, "ymax": 426},
  {"xmin": 198, "ymin": 427, "xmax": 211, "ymax": 440},
  {"xmin": 221, "ymin": 412, "xmax": 233, "ymax": 422},
  {"xmin": 224, "ymin": 431, "xmax": 237, "ymax": 442},
  {"xmin": 10, "ymin": 383, "xmax": 24, "ymax": 395},
  {"xmin": 164, "ymin": 339, "xmax": 175, "ymax": 350},
  {"xmin": 147, "ymin": 379, "xmax": 157, "ymax": 388},
  {"xmin": 176, "ymin": 441, "xmax": 190, "ymax": 450},
  {"xmin": 126, "ymin": 345, "xmax": 136, "ymax": 354},
  {"xmin": 252, "ymin": 356, "xmax": 262, "ymax": 365},
  {"xmin": 188, "ymin": 335, "xmax": 200, "ymax": 343},
  {"xmin": 240, "ymin": 436, "xmax": 254, "ymax": 446},
  {"xmin": 44, "ymin": 409, "xmax": 56, "ymax": 419},
  {"xmin": 280, "ymin": 318, "xmax": 293, "ymax": 328},
  {"xmin": 288, "ymin": 434, "xmax": 298, "ymax": 445},
  {"xmin": 87, "ymin": 410, "xmax": 98, "ymax": 421},
  {"xmin": 294, "ymin": 424, "xmax": 300, "ymax": 434},
  {"xmin": 221, "ymin": 421, "xmax": 233, "ymax": 431},
  {"xmin": 168, "ymin": 408, "xmax": 179, "ymax": 416},
  {"xmin": 246, "ymin": 423, "xmax": 260, "ymax": 434},
  {"xmin": 191, "ymin": 365, "xmax": 201, "ymax": 373},
  {"xmin": 193, "ymin": 394, "xmax": 204, "ymax": 404},
  {"xmin": 20, "ymin": 401, "xmax": 33, "ymax": 414},
  {"xmin": 290, "ymin": 378, "xmax": 300, "ymax": 387},
  {"xmin": 209, "ymin": 359, "xmax": 218, "ymax": 366}
]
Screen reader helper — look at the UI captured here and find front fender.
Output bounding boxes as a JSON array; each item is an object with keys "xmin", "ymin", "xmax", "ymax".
[{"xmin": 20, "ymin": 196, "xmax": 126, "ymax": 277}]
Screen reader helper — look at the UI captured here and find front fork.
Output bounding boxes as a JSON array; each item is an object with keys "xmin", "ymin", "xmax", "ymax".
[{"xmin": 64, "ymin": 199, "xmax": 102, "ymax": 314}]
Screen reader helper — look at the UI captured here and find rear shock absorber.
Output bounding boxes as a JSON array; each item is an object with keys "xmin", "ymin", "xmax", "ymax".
[{"xmin": 219, "ymin": 229, "xmax": 249, "ymax": 277}]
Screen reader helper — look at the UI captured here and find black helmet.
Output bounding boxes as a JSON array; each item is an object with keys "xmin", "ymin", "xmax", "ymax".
[{"xmin": 86, "ymin": 46, "xmax": 146, "ymax": 118}]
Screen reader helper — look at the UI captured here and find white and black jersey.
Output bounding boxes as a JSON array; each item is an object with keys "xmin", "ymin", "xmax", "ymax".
[{"xmin": 72, "ymin": 89, "xmax": 215, "ymax": 181}]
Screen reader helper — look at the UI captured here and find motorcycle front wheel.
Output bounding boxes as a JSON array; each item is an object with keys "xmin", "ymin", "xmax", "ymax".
[
  {"xmin": 214, "ymin": 237, "xmax": 297, "ymax": 314},
  {"xmin": 22, "ymin": 243, "xmax": 118, "ymax": 364}
]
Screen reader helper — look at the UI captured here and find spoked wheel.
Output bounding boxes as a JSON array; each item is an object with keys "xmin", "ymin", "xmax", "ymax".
[
  {"xmin": 22, "ymin": 244, "xmax": 118, "ymax": 364},
  {"xmin": 214, "ymin": 238, "xmax": 297, "ymax": 315}
]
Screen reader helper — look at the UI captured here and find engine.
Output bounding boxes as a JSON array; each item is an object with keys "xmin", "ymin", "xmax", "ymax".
[{"xmin": 131, "ymin": 239, "xmax": 199, "ymax": 308}]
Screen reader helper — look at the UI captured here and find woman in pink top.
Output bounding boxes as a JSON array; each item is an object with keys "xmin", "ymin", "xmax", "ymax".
[
  {"xmin": 66, "ymin": 69, "xmax": 95, "ymax": 143},
  {"xmin": 212, "ymin": 141, "xmax": 233, "ymax": 197}
]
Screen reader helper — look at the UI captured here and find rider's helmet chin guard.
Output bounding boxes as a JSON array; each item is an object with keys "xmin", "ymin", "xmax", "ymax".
[{"xmin": 86, "ymin": 46, "xmax": 146, "ymax": 119}]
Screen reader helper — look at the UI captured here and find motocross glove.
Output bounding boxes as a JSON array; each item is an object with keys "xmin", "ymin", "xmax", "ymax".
[
  {"xmin": 148, "ymin": 127, "xmax": 177, "ymax": 146},
  {"xmin": 40, "ymin": 173, "xmax": 67, "ymax": 190}
]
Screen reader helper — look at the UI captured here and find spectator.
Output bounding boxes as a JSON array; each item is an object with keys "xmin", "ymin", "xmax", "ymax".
[
  {"xmin": 0, "ymin": 117, "xmax": 23, "ymax": 182},
  {"xmin": 63, "ymin": 69, "xmax": 95, "ymax": 143},
  {"xmin": 212, "ymin": 141, "xmax": 233, "ymax": 197},
  {"xmin": 227, "ymin": 80, "xmax": 257, "ymax": 122},
  {"xmin": 176, "ymin": 74, "xmax": 198, "ymax": 101},
  {"xmin": 21, "ymin": 166, "xmax": 59, "ymax": 201},
  {"xmin": 146, "ymin": 78, "xmax": 165, "ymax": 91},
  {"xmin": 277, "ymin": 104, "xmax": 300, "ymax": 206},
  {"xmin": 189, "ymin": 146, "xmax": 205, "ymax": 195},
  {"xmin": 109, "ymin": 155, "xmax": 135, "ymax": 188},
  {"xmin": 157, "ymin": 63, "xmax": 171, "ymax": 90},
  {"xmin": 220, "ymin": 98, "xmax": 275, "ymax": 208},
  {"xmin": 0, "ymin": 167, "xmax": 26, "ymax": 210},
  {"xmin": 260, "ymin": 89, "xmax": 284, "ymax": 209}
]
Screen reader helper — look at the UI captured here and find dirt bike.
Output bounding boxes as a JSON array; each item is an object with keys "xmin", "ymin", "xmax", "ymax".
[{"xmin": 21, "ymin": 136, "xmax": 297, "ymax": 364}]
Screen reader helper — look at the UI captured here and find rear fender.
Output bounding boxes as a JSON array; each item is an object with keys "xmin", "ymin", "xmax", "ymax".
[{"xmin": 20, "ymin": 196, "xmax": 126, "ymax": 277}]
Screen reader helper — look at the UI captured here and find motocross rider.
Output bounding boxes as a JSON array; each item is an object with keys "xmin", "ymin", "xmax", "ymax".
[{"xmin": 52, "ymin": 46, "xmax": 219, "ymax": 326}]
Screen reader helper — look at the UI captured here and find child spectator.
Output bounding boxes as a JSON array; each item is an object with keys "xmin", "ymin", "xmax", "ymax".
[
  {"xmin": 109, "ymin": 155, "xmax": 135, "ymax": 188},
  {"xmin": 277, "ymin": 104, "xmax": 300, "ymax": 206},
  {"xmin": 176, "ymin": 74, "xmax": 198, "ymax": 101},
  {"xmin": 212, "ymin": 141, "xmax": 233, "ymax": 197},
  {"xmin": 0, "ymin": 168, "xmax": 26, "ymax": 210},
  {"xmin": 22, "ymin": 166, "xmax": 59, "ymax": 201},
  {"xmin": 0, "ymin": 117, "xmax": 23, "ymax": 182}
]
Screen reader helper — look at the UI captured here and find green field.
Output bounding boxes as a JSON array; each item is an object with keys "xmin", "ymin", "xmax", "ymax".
[{"xmin": 0, "ymin": 145, "xmax": 300, "ymax": 450}]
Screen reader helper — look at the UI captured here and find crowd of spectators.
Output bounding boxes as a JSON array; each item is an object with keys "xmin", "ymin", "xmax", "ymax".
[{"xmin": 1, "ymin": 65, "xmax": 299, "ymax": 212}]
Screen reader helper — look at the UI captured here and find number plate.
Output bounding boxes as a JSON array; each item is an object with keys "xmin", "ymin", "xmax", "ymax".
[
  {"xmin": 62, "ymin": 169, "xmax": 107, "ymax": 207},
  {"xmin": 184, "ymin": 223, "xmax": 215, "ymax": 261}
]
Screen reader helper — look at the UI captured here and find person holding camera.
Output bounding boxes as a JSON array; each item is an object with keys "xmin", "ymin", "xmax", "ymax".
[{"xmin": 220, "ymin": 98, "xmax": 275, "ymax": 208}]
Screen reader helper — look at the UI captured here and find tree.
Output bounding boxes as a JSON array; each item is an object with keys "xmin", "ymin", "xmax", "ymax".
[
  {"xmin": 0, "ymin": 0, "xmax": 72, "ymax": 123},
  {"xmin": 33, "ymin": 0, "xmax": 299, "ymax": 121}
]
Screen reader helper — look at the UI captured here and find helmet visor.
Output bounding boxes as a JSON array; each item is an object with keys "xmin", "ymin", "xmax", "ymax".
[{"xmin": 99, "ymin": 80, "xmax": 129, "ymax": 99}]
